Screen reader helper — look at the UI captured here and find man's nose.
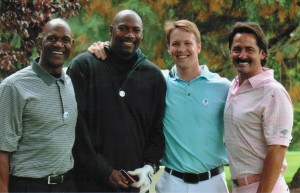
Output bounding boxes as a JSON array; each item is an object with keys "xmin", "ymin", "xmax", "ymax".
[
  {"xmin": 53, "ymin": 39, "xmax": 66, "ymax": 47},
  {"xmin": 238, "ymin": 50, "xmax": 247, "ymax": 58},
  {"xmin": 54, "ymin": 41, "xmax": 64, "ymax": 47},
  {"xmin": 125, "ymin": 30, "xmax": 135, "ymax": 38},
  {"xmin": 177, "ymin": 44, "xmax": 185, "ymax": 52}
]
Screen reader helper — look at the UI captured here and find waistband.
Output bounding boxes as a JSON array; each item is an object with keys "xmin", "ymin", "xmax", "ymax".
[
  {"xmin": 10, "ymin": 169, "xmax": 73, "ymax": 185},
  {"xmin": 231, "ymin": 174, "xmax": 262, "ymax": 187},
  {"xmin": 165, "ymin": 166, "xmax": 224, "ymax": 184}
]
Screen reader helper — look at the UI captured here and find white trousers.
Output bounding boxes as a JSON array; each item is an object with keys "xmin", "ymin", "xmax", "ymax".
[{"xmin": 155, "ymin": 171, "xmax": 229, "ymax": 193}]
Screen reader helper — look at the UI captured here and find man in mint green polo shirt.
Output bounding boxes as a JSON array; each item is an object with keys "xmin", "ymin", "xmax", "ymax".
[
  {"xmin": 0, "ymin": 18, "xmax": 77, "ymax": 192},
  {"xmin": 155, "ymin": 19, "xmax": 229, "ymax": 193}
]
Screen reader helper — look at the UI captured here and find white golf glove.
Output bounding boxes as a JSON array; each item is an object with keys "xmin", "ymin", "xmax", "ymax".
[{"xmin": 128, "ymin": 165, "xmax": 154, "ymax": 193}]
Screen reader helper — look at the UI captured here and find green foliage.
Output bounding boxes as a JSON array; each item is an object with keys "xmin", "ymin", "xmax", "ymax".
[
  {"xmin": 117, "ymin": 0, "xmax": 164, "ymax": 60},
  {"xmin": 0, "ymin": 0, "xmax": 83, "ymax": 80},
  {"xmin": 65, "ymin": 0, "xmax": 164, "ymax": 64},
  {"xmin": 285, "ymin": 151, "xmax": 300, "ymax": 185},
  {"xmin": 67, "ymin": 13, "xmax": 109, "ymax": 56},
  {"xmin": 268, "ymin": 26, "xmax": 300, "ymax": 91},
  {"xmin": 290, "ymin": 103, "xmax": 300, "ymax": 151},
  {"xmin": 3, "ymin": 0, "xmax": 299, "ymax": 84}
]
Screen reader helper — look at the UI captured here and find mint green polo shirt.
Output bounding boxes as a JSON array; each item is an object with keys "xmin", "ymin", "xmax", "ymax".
[{"xmin": 161, "ymin": 65, "xmax": 229, "ymax": 173}]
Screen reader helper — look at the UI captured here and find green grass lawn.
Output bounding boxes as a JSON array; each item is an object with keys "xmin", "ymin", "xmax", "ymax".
[
  {"xmin": 225, "ymin": 151, "xmax": 300, "ymax": 190},
  {"xmin": 284, "ymin": 151, "xmax": 300, "ymax": 184}
]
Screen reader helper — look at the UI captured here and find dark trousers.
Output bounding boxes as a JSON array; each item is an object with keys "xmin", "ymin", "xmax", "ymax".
[
  {"xmin": 9, "ymin": 175, "xmax": 76, "ymax": 192},
  {"xmin": 75, "ymin": 180, "xmax": 140, "ymax": 192}
]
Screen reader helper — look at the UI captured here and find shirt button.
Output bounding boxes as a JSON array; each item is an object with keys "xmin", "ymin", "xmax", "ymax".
[{"xmin": 63, "ymin": 112, "xmax": 69, "ymax": 118}]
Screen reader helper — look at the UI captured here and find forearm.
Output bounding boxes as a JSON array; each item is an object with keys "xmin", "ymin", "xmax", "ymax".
[
  {"xmin": 144, "ymin": 83, "xmax": 166, "ymax": 166},
  {"xmin": 0, "ymin": 150, "xmax": 9, "ymax": 193},
  {"xmin": 257, "ymin": 145, "xmax": 287, "ymax": 193},
  {"xmin": 144, "ymin": 117, "xmax": 165, "ymax": 167}
]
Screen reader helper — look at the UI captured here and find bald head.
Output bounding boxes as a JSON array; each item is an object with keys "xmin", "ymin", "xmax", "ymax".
[
  {"xmin": 43, "ymin": 18, "xmax": 71, "ymax": 36},
  {"xmin": 112, "ymin": 9, "xmax": 143, "ymax": 28}
]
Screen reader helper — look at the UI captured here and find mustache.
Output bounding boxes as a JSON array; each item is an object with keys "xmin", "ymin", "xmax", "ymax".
[{"xmin": 234, "ymin": 58, "xmax": 251, "ymax": 63}]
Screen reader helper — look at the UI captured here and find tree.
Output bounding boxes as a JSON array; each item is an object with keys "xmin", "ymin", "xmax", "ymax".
[
  {"xmin": 67, "ymin": 0, "xmax": 300, "ymax": 91},
  {"xmin": 0, "ymin": 0, "xmax": 86, "ymax": 81}
]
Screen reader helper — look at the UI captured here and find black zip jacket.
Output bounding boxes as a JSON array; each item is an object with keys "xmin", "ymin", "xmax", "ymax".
[{"xmin": 67, "ymin": 49, "xmax": 166, "ymax": 192}]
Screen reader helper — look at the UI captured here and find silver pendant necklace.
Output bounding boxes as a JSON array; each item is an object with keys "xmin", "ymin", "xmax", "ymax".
[{"xmin": 119, "ymin": 90, "xmax": 125, "ymax": 97}]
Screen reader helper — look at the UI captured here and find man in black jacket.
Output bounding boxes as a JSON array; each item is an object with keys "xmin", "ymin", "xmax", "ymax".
[{"xmin": 67, "ymin": 9, "xmax": 166, "ymax": 192}]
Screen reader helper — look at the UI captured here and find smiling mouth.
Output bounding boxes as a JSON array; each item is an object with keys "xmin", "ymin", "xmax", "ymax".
[
  {"xmin": 123, "ymin": 41, "xmax": 135, "ymax": 46},
  {"xmin": 177, "ymin": 55, "xmax": 188, "ymax": 59},
  {"xmin": 236, "ymin": 59, "xmax": 251, "ymax": 65},
  {"xmin": 52, "ymin": 51, "xmax": 64, "ymax": 55}
]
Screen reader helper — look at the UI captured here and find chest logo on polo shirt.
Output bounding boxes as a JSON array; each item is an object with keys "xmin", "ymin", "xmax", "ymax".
[{"xmin": 202, "ymin": 99, "xmax": 209, "ymax": 105}]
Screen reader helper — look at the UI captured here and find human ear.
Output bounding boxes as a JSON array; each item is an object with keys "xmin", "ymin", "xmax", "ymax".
[
  {"xmin": 109, "ymin": 26, "xmax": 113, "ymax": 36},
  {"xmin": 37, "ymin": 36, "xmax": 43, "ymax": 50},
  {"xmin": 260, "ymin": 50, "xmax": 267, "ymax": 60}
]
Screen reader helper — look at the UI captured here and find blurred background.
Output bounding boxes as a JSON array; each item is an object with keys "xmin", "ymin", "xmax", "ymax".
[{"xmin": 1, "ymin": 0, "xmax": 300, "ymax": 190}]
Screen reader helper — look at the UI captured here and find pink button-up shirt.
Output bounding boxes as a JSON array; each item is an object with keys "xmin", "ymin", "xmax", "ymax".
[{"xmin": 224, "ymin": 68, "xmax": 293, "ymax": 178}]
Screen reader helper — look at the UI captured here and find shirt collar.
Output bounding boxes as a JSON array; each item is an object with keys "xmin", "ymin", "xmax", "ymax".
[
  {"xmin": 172, "ymin": 64, "xmax": 211, "ymax": 81},
  {"xmin": 248, "ymin": 67, "xmax": 274, "ymax": 88},
  {"xmin": 31, "ymin": 57, "xmax": 66, "ymax": 86},
  {"xmin": 235, "ymin": 67, "xmax": 274, "ymax": 88},
  {"xmin": 198, "ymin": 65, "xmax": 212, "ymax": 80}
]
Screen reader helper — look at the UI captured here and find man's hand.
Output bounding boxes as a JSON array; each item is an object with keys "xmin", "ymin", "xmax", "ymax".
[
  {"xmin": 87, "ymin": 41, "xmax": 110, "ymax": 60},
  {"xmin": 109, "ymin": 169, "xmax": 129, "ymax": 189},
  {"xmin": 128, "ymin": 165, "xmax": 154, "ymax": 193}
]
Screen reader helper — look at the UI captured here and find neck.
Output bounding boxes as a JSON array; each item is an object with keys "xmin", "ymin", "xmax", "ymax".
[
  {"xmin": 238, "ymin": 76, "xmax": 245, "ymax": 86},
  {"xmin": 40, "ymin": 64, "xmax": 62, "ymax": 75},
  {"xmin": 38, "ymin": 60, "xmax": 62, "ymax": 76},
  {"xmin": 111, "ymin": 49, "xmax": 137, "ymax": 61},
  {"xmin": 238, "ymin": 68, "xmax": 263, "ymax": 86},
  {"xmin": 177, "ymin": 65, "xmax": 201, "ymax": 82},
  {"xmin": 51, "ymin": 73, "xmax": 61, "ymax": 78}
]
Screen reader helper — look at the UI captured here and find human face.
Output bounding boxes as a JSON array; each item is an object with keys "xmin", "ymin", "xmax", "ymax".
[
  {"xmin": 167, "ymin": 28, "xmax": 201, "ymax": 70},
  {"xmin": 230, "ymin": 33, "xmax": 266, "ymax": 80},
  {"xmin": 39, "ymin": 22, "xmax": 73, "ymax": 73},
  {"xmin": 110, "ymin": 14, "xmax": 143, "ymax": 59}
]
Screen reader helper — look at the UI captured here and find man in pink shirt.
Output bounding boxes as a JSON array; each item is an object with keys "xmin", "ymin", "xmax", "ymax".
[{"xmin": 224, "ymin": 22, "xmax": 293, "ymax": 193}]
